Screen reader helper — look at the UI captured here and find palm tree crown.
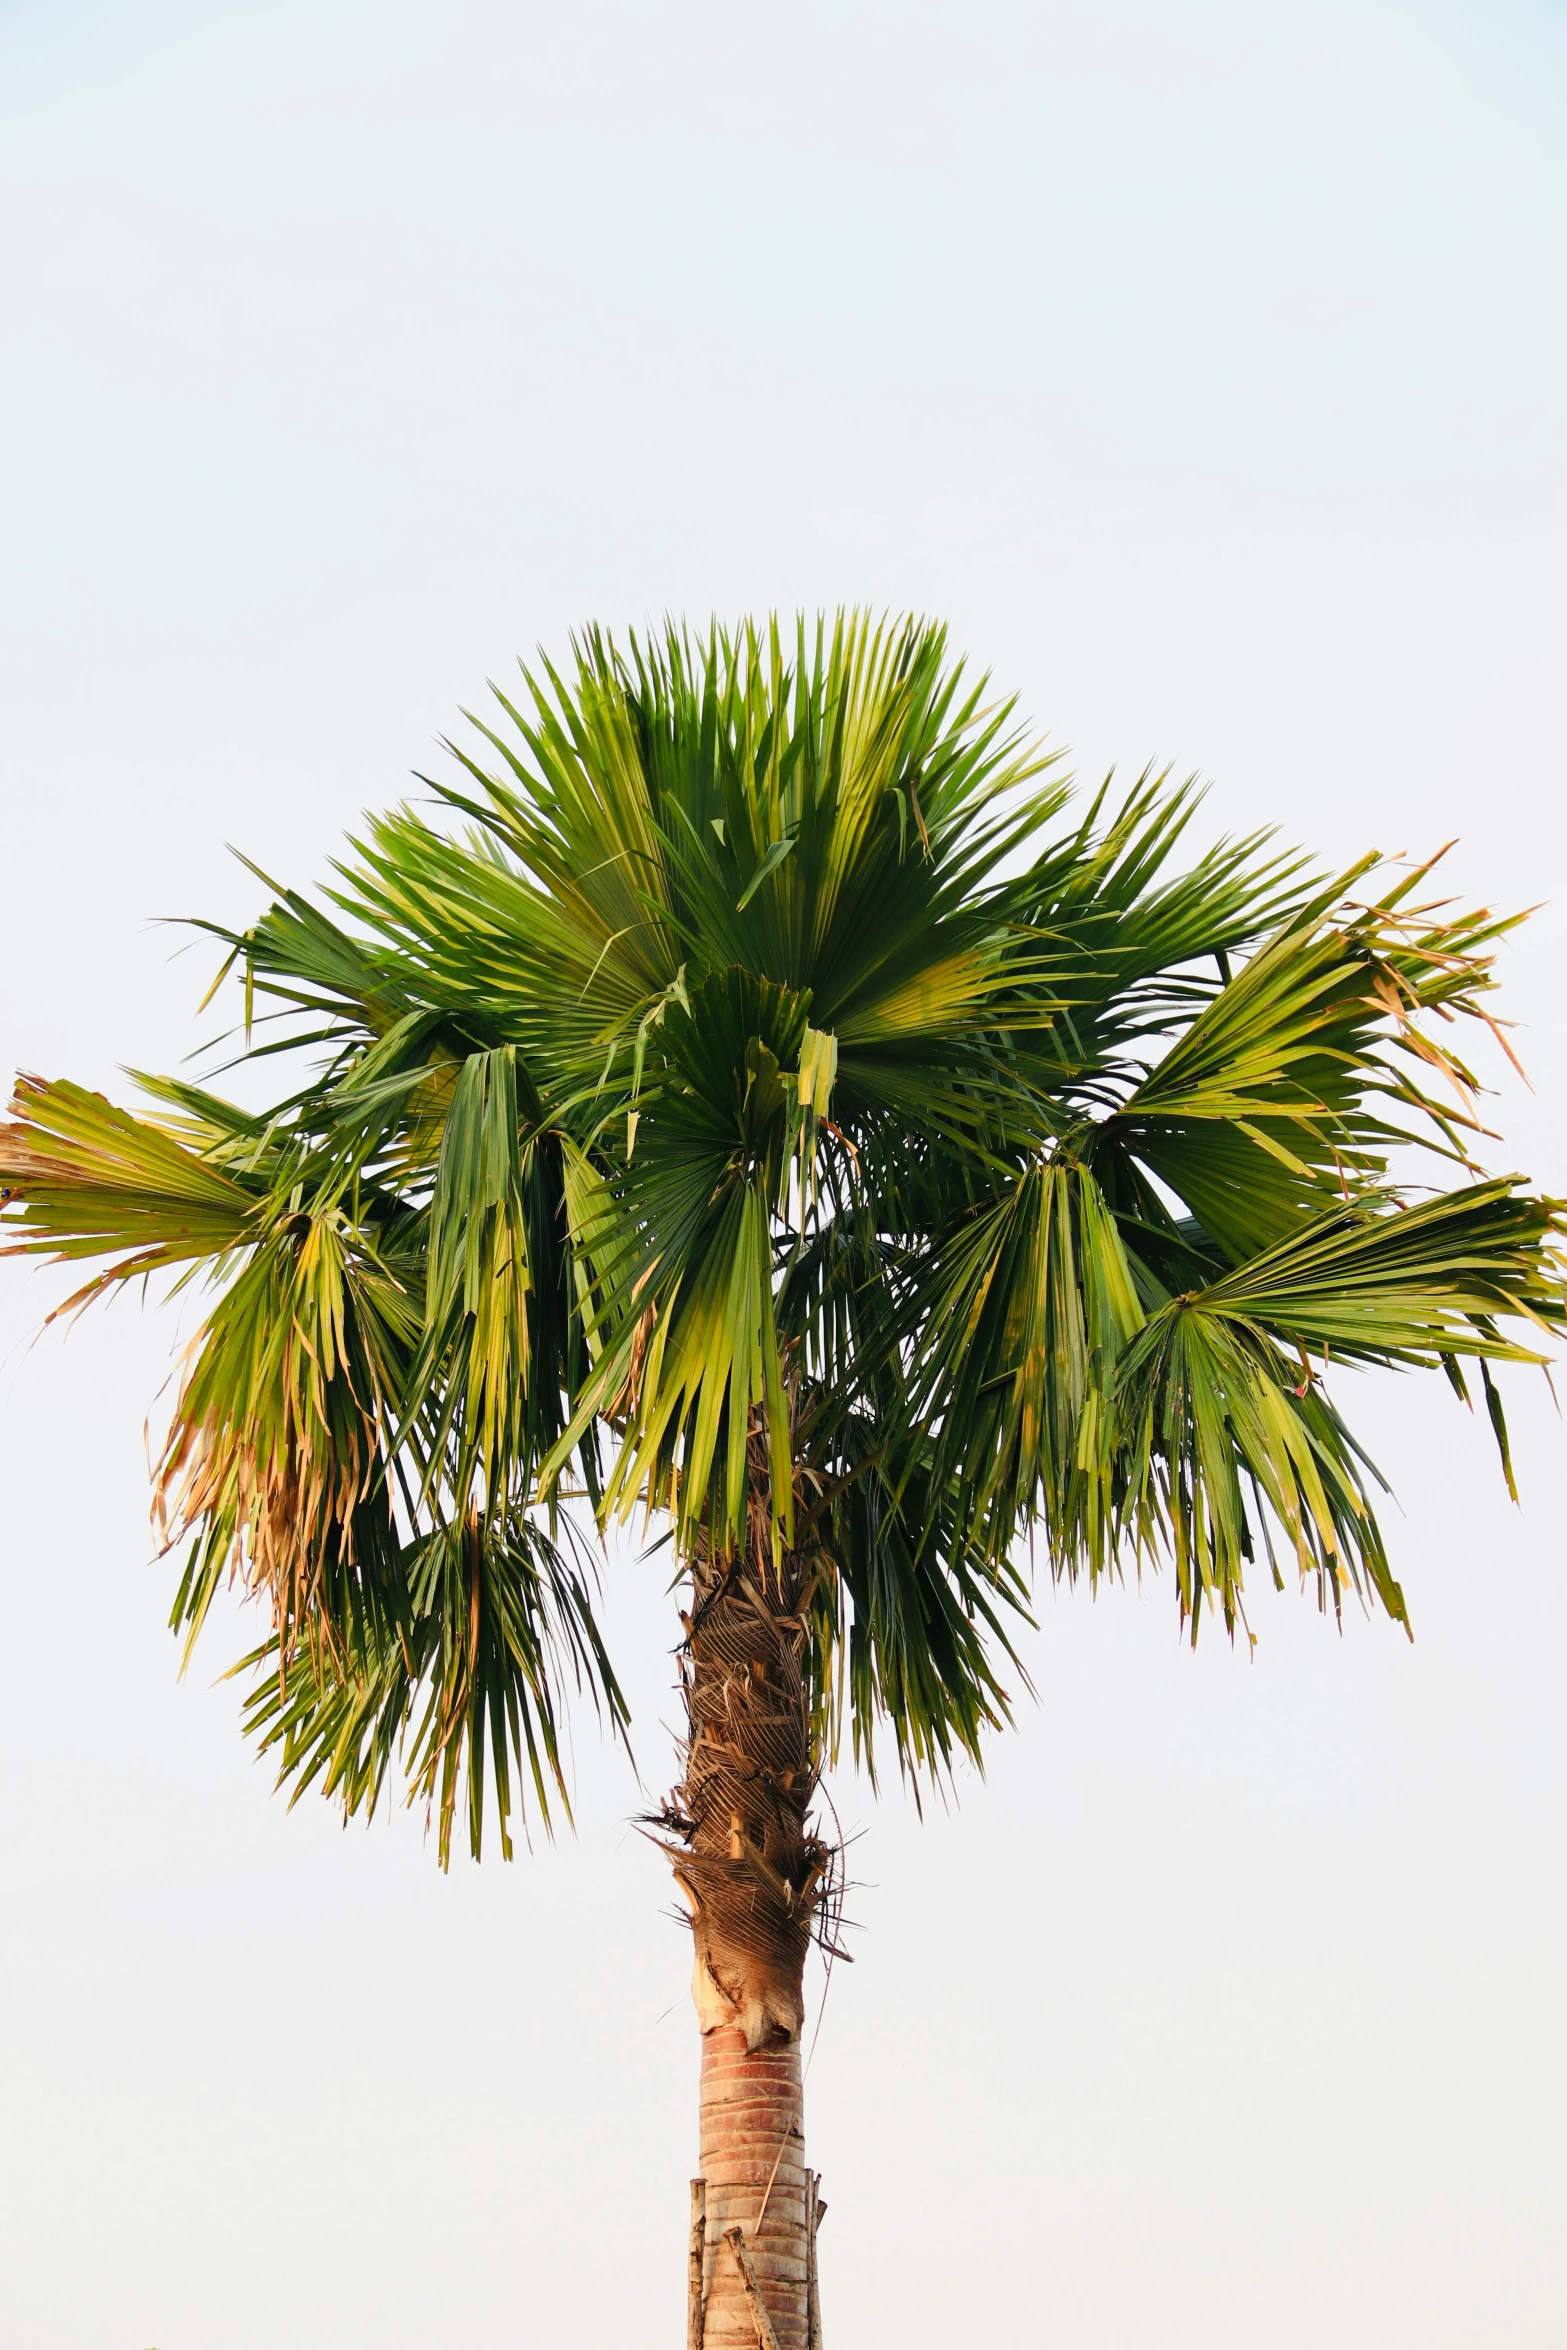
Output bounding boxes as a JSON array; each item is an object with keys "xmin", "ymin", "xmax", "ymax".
[{"xmin": 3, "ymin": 612, "xmax": 1561, "ymax": 1869}]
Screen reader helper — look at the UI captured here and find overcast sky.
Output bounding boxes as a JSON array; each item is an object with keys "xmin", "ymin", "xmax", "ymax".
[{"xmin": 2, "ymin": 5, "xmax": 1565, "ymax": 2346}]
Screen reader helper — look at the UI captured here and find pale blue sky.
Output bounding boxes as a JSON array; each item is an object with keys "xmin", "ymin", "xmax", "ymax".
[{"xmin": 2, "ymin": 6, "xmax": 1565, "ymax": 2347}]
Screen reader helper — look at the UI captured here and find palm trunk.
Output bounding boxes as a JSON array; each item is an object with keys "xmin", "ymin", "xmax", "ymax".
[
  {"xmin": 659, "ymin": 1534, "xmax": 828, "ymax": 2350},
  {"xmin": 699, "ymin": 2026, "xmax": 807, "ymax": 2347}
]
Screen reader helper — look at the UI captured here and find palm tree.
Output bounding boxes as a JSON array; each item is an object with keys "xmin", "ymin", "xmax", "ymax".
[{"xmin": 2, "ymin": 613, "xmax": 1561, "ymax": 2347}]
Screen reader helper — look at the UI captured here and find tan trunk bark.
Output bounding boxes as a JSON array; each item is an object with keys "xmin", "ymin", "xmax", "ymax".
[
  {"xmin": 673, "ymin": 1555, "xmax": 820, "ymax": 2047},
  {"xmin": 655, "ymin": 1496, "xmax": 831, "ymax": 2350},
  {"xmin": 701, "ymin": 2027, "xmax": 807, "ymax": 2349}
]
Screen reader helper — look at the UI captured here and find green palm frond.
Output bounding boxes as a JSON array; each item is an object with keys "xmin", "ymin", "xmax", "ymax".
[
  {"xmin": 1100, "ymin": 852, "xmax": 1519, "ymax": 1258},
  {"xmin": 1108, "ymin": 1180, "xmax": 1561, "ymax": 1620},
  {"xmin": 906, "ymin": 1155, "xmax": 1146, "ymax": 1568},
  {"xmin": 0, "ymin": 1074, "xmax": 259, "ymax": 1292},
  {"xmin": 1177, "ymin": 1179, "xmax": 1565, "ymax": 1360},
  {"xmin": 234, "ymin": 1507, "xmax": 627, "ymax": 1864},
  {"xmin": 1111, "ymin": 1308, "xmax": 1405, "ymax": 1639}
]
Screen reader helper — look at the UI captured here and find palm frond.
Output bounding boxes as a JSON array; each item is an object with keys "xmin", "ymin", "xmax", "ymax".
[
  {"xmin": 234, "ymin": 1506, "xmax": 628, "ymax": 1863},
  {"xmin": 0, "ymin": 1074, "xmax": 259, "ymax": 1294}
]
